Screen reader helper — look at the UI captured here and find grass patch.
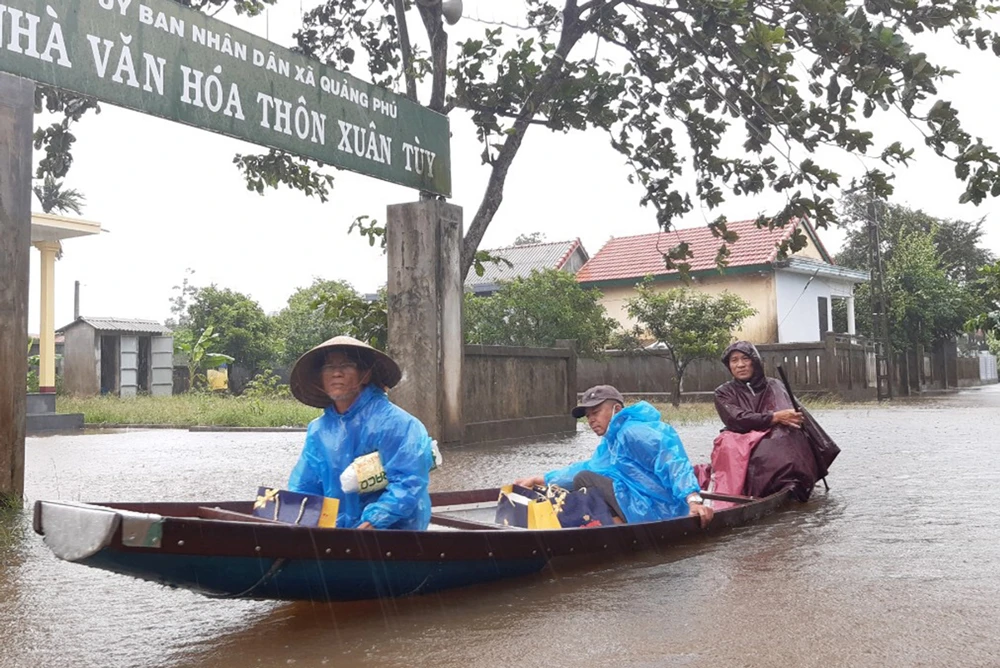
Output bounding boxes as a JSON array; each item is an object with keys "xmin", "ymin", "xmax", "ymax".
[
  {"xmin": 0, "ymin": 505, "xmax": 26, "ymax": 553},
  {"xmin": 58, "ymin": 394, "xmax": 322, "ymax": 428},
  {"xmin": 0, "ymin": 494, "xmax": 23, "ymax": 511},
  {"xmin": 57, "ymin": 393, "xmax": 864, "ymax": 430},
  {"xmin": 648, "ymin": 402, "xmax": 720, "ymax": 425}
]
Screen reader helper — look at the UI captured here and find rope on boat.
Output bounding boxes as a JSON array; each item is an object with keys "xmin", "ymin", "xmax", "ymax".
[{"xmin": 203, "ymin": 557, "xmax": 288, "ymax": 599}]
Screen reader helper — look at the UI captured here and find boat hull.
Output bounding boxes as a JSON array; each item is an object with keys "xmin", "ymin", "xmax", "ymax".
[
  {"xmin": 34, "ymin": 488, "xmax": 790, "ymax": 601},
  {"xmin": 81, "ymin": 551, "xmax": 549, "ymax": 601}
]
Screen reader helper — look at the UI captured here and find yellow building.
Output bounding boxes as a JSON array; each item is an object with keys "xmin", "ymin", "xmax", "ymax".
[{"xmin": 577, "ymin": 218, "xmax": 868, "ymax": 344}]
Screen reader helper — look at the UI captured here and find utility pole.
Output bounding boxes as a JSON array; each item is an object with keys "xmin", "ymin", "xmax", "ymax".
[{"xmin": 866, "ymin": 198, "xmax": 894, "ymax": 401}]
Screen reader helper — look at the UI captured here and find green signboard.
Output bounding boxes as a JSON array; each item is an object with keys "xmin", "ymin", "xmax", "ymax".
[{"xmin": 0, "ymin": 0, "xmax": 450, "ymax": 195}]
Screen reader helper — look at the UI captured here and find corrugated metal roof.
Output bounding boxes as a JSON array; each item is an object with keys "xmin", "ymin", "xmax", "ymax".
[
  {"xmin": 59, "ymin": 317, "xmax": 172, "ymax": 334},
  {"xmin": 576, "ymin": 219, "xmax": 820, "ymax": 284},
  {"xmin": 466, "ymin": 239, "xmax": 586, "ymax": 287},
  {"xmin": 776, "ymin": 256, "xmax": 869, "ymax": 282}
]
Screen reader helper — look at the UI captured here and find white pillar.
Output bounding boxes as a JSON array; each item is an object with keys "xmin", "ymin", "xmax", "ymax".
[
  {"xmin": 846, "ymin": 295, "xmax": 856, "ymax": 336},
  {"xmin": 34, "ymin": 240, "xmax": 61, "ymax": 393},
  {"xmin": 826, "ymin": 295, "xmax": 834, "ymax": 333}
]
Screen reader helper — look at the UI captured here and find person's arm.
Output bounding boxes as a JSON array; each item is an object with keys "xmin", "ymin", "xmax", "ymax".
[
  {"xmin": 771, "ymin": 408, "xmax": 803, "ymax": 428},
  {"xmin": 714, "ymin": 385, "xmax": 774, "ymax": 432},
  {"xmin": 542, "ymin": 460, "xmax": 591, "ymax": 488},
  {"xmin": 513, "ymin": 474, "xmax": 546, "ymax": 487},
  {"xmin": 649, "ymin": 424, "xmax": 701, "ymax": 504},
  {"xmin": 626, "ymin": 424, "xmax": 713, "ymax": 527},
  {"xmin": 357, "ymin": 419, "xmax": 432, "ymax": 529},
  {"xmin": 513, "ymin": 443, "xmax": 605, "ymax": 489},
  {"xmin": 764, "ymin": 380, "xmax": 804, "ymax": 428},
  {"xmin": 287, "ymin": 425, "xmax": 326, "ymax": 496}
]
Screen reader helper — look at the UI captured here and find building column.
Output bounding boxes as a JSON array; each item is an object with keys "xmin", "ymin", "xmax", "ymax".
[
  {"xmin": 846, "ymin": 295, "xmax": 856, "ymax": 336},
  {"xmin": 34, "ymin": 240, "xmax": 61, "ymax": 393}
]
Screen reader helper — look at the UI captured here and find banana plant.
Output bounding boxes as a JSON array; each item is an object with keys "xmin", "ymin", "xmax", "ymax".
[{"xmin": 175, "ymin": 326, "xmax": 234, "ymax": 391}]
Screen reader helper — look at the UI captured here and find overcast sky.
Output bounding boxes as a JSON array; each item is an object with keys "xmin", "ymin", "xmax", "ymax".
[{"xmin": 26, "ymin": 1, "xmax": 1000, "ymax": 334}]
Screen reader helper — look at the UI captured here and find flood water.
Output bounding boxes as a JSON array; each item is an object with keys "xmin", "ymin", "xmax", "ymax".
[{"xmin": 3, "ymin": 386, "xmax": 1000, "ymax": 667}]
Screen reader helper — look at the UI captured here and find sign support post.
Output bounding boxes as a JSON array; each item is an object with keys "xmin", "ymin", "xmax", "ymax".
[
  {"xmin": 0, "ymin": 73, "xmax": 34, "ymax": 505},
  {"xmin": 386, "ymin": 201, "xmax": 464, "ymax": 444}
]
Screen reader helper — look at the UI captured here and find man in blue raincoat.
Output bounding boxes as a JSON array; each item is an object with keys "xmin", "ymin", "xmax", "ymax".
[
  {"xmin": 516, "ymin": 385, "xmax": 713, "ymax": 527},
  {"xmin": 287, "ymin": 336, "xmax": 433, "ymax": 530}
]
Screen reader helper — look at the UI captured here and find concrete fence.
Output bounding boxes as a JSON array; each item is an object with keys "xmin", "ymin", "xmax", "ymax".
[
  {"xmin": 578, "ymin": 335, "xmax": 862, "ymax": 400},
  {"xmin": 462, "ymin": 340, "xmax": 577, "ymax": 443},
  {"xmin": 579, "ymin": 333, "xmax": 998, "ymax": 401}
]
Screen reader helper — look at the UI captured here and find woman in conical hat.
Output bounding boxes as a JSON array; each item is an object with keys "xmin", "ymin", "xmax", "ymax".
[{"xmin": 286, "ymin": 336, "xmax": 433, "ymax": 530}]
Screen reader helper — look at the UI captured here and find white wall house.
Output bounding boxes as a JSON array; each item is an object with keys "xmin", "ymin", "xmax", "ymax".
[
  {"xmin": 578, "ymin": 217, "xmax": 870, "ymax": 344},
  {"xmin": 775, "ymin": 257, "xmax": 869, "ymax": 343}
]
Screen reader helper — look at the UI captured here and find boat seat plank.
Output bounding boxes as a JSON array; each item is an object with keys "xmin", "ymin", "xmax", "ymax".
[
  {"xmin": 196, "ymin": 507, "xmax": 284, "ymax": 524},
  {"xmin": 430, "ymin": 513, "xmax": 522, "ymax": 531}
]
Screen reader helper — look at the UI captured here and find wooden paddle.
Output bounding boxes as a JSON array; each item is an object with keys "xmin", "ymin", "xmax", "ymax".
[{"xmin": 776, "ymin": 364, "xmax": 829, "ymax": 491}]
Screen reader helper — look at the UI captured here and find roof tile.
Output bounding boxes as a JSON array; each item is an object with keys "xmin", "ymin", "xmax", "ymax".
[
  {"xmin": 466, "ymin": 239, "xmax": 585, "ymax": 287},
  {"xmin": 576, "ymin": 219, "xmax": 807, "ymax": 283}
]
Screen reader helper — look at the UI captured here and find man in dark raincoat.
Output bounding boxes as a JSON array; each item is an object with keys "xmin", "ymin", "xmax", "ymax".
[{"xmin": 711, "ymin": 341, "xmax": 840, "ymax": 502}]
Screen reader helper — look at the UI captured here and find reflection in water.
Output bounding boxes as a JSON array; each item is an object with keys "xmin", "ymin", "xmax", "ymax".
[{"xmin": 3, "ymin": 387, "xmax": 1000, "ymax": 667}]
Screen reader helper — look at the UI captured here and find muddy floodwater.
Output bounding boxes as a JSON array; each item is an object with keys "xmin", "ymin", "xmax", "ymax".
[{"xmin": 3, "ymin": 387, "xmax": 1000, "ymax": 668}]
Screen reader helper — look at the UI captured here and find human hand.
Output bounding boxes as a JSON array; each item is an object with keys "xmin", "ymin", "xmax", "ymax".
[
  {"xmin": 773, "ymin": 408, "xmax": 803, "ymax": 429},
  {"xmin": 357, "ymin": 521, "xmax": 374, "ymax": 530},
  {"xmin": 513, "ymin": 475, "xmax": 545, "ymax": 488},
  {"xmin": 689, "ymin": 502, "xmax": 714, "ymax": 528}
]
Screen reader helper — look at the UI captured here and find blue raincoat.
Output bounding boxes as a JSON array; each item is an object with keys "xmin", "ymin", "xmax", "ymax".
[
  {"xmin": 544, "ymin": 401, "xmax": 700, "ymax": 523},
  {"xmin": 287, "ymin": 384, "xmax": 433, "ymax": 530}
]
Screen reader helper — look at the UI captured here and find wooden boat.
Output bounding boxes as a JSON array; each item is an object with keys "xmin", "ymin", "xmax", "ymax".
[{"xmin": 33, "ymin": 488, "xmax": 791, "ymax": 602}]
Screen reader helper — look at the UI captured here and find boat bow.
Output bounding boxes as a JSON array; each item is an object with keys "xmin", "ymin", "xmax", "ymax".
[{"xmin": 34, "ymin": 501, "xmax": 164, "ymax": 561}]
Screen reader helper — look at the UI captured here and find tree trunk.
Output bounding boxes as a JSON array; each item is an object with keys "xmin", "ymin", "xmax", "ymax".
[{"xmin": 672, "ymin": 363, "xmax": 684, "ymax": 407}]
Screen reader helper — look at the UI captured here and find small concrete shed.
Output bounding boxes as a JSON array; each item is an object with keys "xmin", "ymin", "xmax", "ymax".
[{"xmin": 59, "ymin": 317, "xmax": 173, "ymax": 397}]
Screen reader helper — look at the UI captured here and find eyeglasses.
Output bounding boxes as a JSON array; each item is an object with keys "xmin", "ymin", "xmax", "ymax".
[{"xmin": 321, "ymin": 362, "xmax": 359, "ymax": 375}]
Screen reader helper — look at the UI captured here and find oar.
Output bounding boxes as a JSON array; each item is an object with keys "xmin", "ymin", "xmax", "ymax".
[
  {"xmin": 700, "ymin": 491, "xmax": 756, "ymax": 505},
  {"xmin": 776, "ymin": 365, "xmax": 829, "ymax": 491}
]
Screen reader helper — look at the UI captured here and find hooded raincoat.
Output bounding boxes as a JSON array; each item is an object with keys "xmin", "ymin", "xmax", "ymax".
[
  {"xmin": 287, "ymin": 384, "xmax": 433, "ymax": 530},
  {"xmin": 544, "ymin": 401, "xmax": 700, "ymax": 523},
  {"xmin": 714, "ymin": 341, "xmax": 839, "ymax": 501}
]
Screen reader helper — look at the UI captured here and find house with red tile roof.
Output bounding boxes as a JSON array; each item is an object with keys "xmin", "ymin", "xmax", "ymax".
[
  {"xmin": 466, "ymin": 238, "xmax": 589, "ymax": 296},
  {"xmin": 576, "ymin": 218, "xmax": 869, "ymax": 343}
]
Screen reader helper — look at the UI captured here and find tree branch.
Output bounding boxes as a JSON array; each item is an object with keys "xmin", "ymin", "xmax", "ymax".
[
  {"xmin": 617, "ymin": 0, "xmax": 681, "ymax": 18},
  {"xmin": 417, "ymin": 1, "xmax": 448, "ymax": 112},
  {"xmin": 459, "ymin": 0, "xmax": 624, "ymax": 277},
  {"xmin": 393, "ymin": 0, "xmax": 418, "ymax": 101},
  {"xmin": 455, "ymin": 100, "xmax": 559, "ymax": 125}
]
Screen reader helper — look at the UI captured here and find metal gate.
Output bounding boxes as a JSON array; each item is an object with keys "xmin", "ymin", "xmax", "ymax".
[
  {"xmin": 119, "ymin": 335, "xmax": 138, "ymax": 398},
  {"xmin": 151, "ymin": 336, "xmax": 173, "ymax": 397}
]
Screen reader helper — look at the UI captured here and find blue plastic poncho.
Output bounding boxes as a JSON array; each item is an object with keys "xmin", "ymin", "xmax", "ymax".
[
  {"xmin": 287, "ymin": 384, "xmax": 433, "ymax": 530},
  {"xmin": 544, "ymin": 401, "xmax": 700, "ymax": 523}
]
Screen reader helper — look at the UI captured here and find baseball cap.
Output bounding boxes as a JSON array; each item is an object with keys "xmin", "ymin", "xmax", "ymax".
[{"xmin": 572, "ymin": 385, "xmax": 625, "ymax": 418}]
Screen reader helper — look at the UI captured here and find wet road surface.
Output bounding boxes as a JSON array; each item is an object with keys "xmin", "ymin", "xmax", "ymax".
[{"xmin": 2, "ymin": 386, "xmax": 1000, "ymax": 667}]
